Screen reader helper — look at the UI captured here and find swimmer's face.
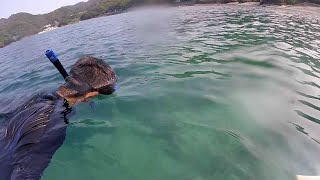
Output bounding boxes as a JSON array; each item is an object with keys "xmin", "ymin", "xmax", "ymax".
[{"xmin": 58, "ymin": 91, "xmax": 99, "ymax": 106}]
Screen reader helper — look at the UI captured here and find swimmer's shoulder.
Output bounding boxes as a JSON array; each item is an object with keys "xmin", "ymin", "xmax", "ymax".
[{"xmin": 3, "ymin": 92, "xmax": 63, "ymax": 117}]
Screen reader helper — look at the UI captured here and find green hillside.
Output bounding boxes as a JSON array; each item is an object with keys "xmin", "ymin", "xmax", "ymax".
[{"xmin": 0, "ymin": 0, "xmax": 134, "ymax": 48}]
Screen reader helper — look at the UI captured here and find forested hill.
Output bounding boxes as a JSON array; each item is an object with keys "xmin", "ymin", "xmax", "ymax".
[{"xmin": 0, "ymin": 0, "xmax": 133, "ymax": 48}]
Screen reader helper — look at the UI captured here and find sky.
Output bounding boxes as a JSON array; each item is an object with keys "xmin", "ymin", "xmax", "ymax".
[{"xmin": 0, "ymin": 0, "xmax": 88, "ymax": 19}]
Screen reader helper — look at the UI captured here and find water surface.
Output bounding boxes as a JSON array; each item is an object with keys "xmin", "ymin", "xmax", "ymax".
[{"xmin": 0, "ymin": 4, "xmax": 320, "ymax": 180}]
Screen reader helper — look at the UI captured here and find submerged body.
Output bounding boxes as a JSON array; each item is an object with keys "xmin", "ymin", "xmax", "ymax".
[
  {"xmin": 0, "ymin": 56, "xmax": 116, "ymax": 180},
  {"xmin": 0, "ymin": 92, "xmax": 73, "ymax": 179}
]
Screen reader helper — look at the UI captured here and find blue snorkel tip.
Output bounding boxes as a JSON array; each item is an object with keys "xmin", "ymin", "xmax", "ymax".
[
  {"xmin": 45, "ymin": 49, "xmax": 69, "ymax": 79},
  {"xmin": 45, "ymin": 49, "xmax": 59, "ymax": 63}
]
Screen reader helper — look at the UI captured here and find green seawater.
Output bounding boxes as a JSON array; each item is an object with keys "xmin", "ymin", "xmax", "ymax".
[{"xmin": 0, "ymin": 4, "xmax": 320, "ymax": 180}]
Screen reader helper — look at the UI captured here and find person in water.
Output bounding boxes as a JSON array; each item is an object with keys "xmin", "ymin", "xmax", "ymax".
[{"xmin": 0, "ymin": 56, "xmax": 117, "ymax": 180}]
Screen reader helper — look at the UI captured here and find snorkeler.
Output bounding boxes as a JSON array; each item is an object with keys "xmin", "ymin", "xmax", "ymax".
[{"xmin": 0, "ymin": 54, "xmax": 116, "ymax": 180}]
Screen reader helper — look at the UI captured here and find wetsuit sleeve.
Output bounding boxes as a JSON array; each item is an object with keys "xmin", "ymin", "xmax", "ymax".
[
  {"xmin": 10, "ymin": 126, "xmax": 66, "ymax": 180},
  {"xmin": 0, "ymin": 93, "xmax": 71, "ymax": 180}
]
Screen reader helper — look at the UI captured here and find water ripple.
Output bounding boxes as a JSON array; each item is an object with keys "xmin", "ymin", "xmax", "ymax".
[{"xmin": 0, "ymin": 4, "xmax": 320, "ymax": 180}]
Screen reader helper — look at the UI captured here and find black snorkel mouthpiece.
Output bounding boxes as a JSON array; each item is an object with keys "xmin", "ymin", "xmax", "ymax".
[{"xmin": 45, "ymin": 49, "xmax": 69, "ymax": 79}]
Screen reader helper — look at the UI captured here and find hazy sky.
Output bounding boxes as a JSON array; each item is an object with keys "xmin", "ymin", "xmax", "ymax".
[{"xmin": 0, "ymin": 0, "xmax": 88, "ymax": 19}]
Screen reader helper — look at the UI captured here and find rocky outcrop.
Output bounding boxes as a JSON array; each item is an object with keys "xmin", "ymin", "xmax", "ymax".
[
  {"xmin": 259, "ymin": 0, "xmax": 320, "ymax": 5},
  {"xmin": 259, "ymin": 0, "xmax": 284, "ymax": 4}
]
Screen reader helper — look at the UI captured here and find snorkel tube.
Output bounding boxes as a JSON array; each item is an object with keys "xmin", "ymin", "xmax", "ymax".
[{"xmin": 45, "ymin": 50, "xmax": 69, "ymax": 79}]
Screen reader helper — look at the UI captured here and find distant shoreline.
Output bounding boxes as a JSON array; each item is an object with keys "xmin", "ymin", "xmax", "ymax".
[
  {"xmin": 0, "ymin": 10, "xmax": 125, "ymax": 48},
  {"xmin": 1, "ymin": 2, "xmax": 320, "ymax": 49}
]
